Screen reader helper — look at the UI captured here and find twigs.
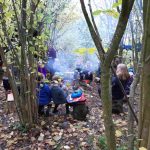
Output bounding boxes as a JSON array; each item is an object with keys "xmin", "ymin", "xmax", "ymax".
[
  {"xmin": 80, "ymin": 0, "xmax": 105, "ymax": 61},
  {"xmin": 88, "ymin": 0, "xmax": 105, "ymax": 55}
]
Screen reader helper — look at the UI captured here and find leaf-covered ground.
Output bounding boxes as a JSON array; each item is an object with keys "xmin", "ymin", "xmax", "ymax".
[{"xmin": 0, "ymin": 85, "xmax": 138, "ymax": 150}]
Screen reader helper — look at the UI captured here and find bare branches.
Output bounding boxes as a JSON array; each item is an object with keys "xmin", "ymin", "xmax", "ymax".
[
  {"xmin": 105, "ymin": 0, "xmax": 135, "ymax": 66},
  {"xmin": 12, "ymin": 0, "xmax": 20, "ymax": 34},
  {"xmin": 88, "ymin": 0, "xmax": 106, "ymax": 55},
  {"xmin": 88, "ymin": 0, "xmax": 100, "ymax": 39},
  {"xmin": 80, "ymin": 0, "xmax": 105, "ymax": 61}
]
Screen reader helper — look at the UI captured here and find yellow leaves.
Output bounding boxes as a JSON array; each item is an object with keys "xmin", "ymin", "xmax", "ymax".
[
  {"xmin": 139, "ymin": 147, "xmax": 147, "ymax": 150},
  {"xmin": 115, "ymin": 130, "xmax": 122, "ymax": 138},
  {"xmin": 88, "ymin": 47, "xmax": 96, "ymax": 54},
  {"xmin": 0, "ymin": 0, "xmax": 4, "ymax": 3},
  {"xmin": 73, "ymin": 48, "xmax": 86, "ymax": 55},
  {"xmin": 73, "ymin": 47, "xmax": 96, "ymax": 55}
]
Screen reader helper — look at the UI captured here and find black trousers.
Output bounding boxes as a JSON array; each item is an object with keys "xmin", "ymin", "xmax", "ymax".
[{"xmin": 38, "ymin": 104, "xmax": 52, "ymax": 115}]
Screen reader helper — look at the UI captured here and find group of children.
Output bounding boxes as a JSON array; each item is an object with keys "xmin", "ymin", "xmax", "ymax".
[
  {"xmin": 37, "ymin": 74, "xmax": 69, "ymax": 116},
  {"xmin": 37, "ymin": 72, "xmax": 87, "ymax": 118},
  {"xmin": 0, "ymin": 54, "xmax": 134, "ymax": 116}
]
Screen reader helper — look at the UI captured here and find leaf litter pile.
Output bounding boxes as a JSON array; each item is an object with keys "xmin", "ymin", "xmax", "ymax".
[{"xmin": 0, "ymin": 85, "xmax": 139, "ymax": 150}]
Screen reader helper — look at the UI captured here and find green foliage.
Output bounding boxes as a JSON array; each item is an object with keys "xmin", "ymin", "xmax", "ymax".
[
  {"xmin": 93, "ymin": 9, "xmax": 119, "ymax": 18},
  {"xmin": 93, "ymin": 10, "xmax": 102, "ymax": 16},
  {"xmin": 112, "ymin": 0, "xmax": 122, "ymax": 8},
  {"xmin": 93, "ymin": 0, "xmax": 122, "ymax": 19},
  {"xmin": 87, "ymin": 135, "xmax": 95, "ymax": 146},
  {"xmin": 98, "ymin": 136, "xmax": 108, "ymax": 150},
  {"xmin": 10, "ymin": 122, "xmax": 28, "ymax": 133},
  {"xmin": 116, "ymin": 146, "xmax": 127, "ymax": 150},
  {"xmin": 98, "ymin": 136, "xmax": 128, "ymax": 150}
]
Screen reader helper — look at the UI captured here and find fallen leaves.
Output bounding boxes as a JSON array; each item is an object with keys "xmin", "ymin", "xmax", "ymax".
[
  {"xmin": 115, "ymin": 130, "xmax": 122, "ymax": 138},
  {"xmin": 139, "ymin": 147, "xmax": 147, "ymax": 150},
  {"xmin": 53, "ymin": 135, "xmax": 62, "ymax": 141},
  {"xmin": 45, "ymin": 139, "xmax": 56, "ymax": 146},
  {"xmin": 41, "ymin": 121, "xmax": 46, "ymax": 126},
  {"xmin": 38, "ymin": 133, "xmax": 45, "ymax": 141},
  {"xmin": 64, "ymin": 145, "xmax": 71, "ymax": 149},
  {"xmin": 0, "ymin": 84, "xmax": 137, "ymax": 149}
]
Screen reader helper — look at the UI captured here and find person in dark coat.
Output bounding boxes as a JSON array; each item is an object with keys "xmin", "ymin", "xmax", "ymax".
[
  {"xmin": 112, "ymin": 64, "xmax": 133, "ymax": 113},
  {"xmin": 38, "ymin": 62, "xmax": 47, "ymax": 78},
  {"xmin": 2, "ymin": 68, "xmax": 11, "ymax": 93},
  {"xmin": 37, "ymin": 74, "xmax": 52, "ymax": 116},
  {"xmin": 51, "ymin": 80, "xmax": 69, "ymax": 114},
  {"xmin": 0, "ymin": 55, "xmax": 3, "ymax": 68},
  {"xmin": 45, "ymin": 47, "xmax": 57, "ymax": 76}
]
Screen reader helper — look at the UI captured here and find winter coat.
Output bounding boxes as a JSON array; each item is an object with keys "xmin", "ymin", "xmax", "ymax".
[
  {"xmin": 47, "ymin": 47, "xmax": 56, "ymax": 59},
  {"xmin": 3, "ymin": 77, "xmax": 11, "ymax": 91},
  {"xmin": 71, "ymin": 89, "xmax": 82, "ymax": 98},
  {"xmin": 112, "ymin": 76, "xmax": 133, "ymax": 100},
  {"xmin": 51, "ymin": 85, "xmax": 67, "ymax": 104},
  {"xmin": 38, "ymin": 66, "xmax": 47, "ymax": 77},
  {"xmin": 37, "ymin": 83, "xmax": 52, "ymax": 106}
]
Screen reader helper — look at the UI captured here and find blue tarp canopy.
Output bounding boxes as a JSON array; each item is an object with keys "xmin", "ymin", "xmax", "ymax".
[{"xmin": 121, "ymin": 43, "xmax": 142, "ymax": 52}]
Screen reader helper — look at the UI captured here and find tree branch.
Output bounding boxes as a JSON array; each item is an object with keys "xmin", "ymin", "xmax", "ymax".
[
  {"xmin": 12, "ymin": 0, "xmax": 21, "ymax": 37},
  {"xmin": 80, "ymin": 0, "xmax": 105, "ymax": 61},
  {"xmin": 105, "ymin": 0, "xmax": 135, "ymax": 66}
]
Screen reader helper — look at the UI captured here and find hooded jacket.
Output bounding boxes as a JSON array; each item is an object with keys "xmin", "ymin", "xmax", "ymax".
[
  {"xmin": 37, "ymin": 83, "xmax": 52, "ymax": 105},
  {"xmin": 51, "ymin": 84, "xmax": 67, "ymax": 104}
]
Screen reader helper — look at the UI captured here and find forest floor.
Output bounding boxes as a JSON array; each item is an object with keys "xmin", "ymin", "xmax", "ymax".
[{"xmin": 0, "ymin": 84, "xmax": 139, "ymax": 150}]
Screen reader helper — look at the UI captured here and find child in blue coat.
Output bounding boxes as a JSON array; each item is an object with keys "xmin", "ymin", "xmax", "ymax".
[{"xmin": 37, "ymin": 74, "xmax": 52, "ymax": 116}]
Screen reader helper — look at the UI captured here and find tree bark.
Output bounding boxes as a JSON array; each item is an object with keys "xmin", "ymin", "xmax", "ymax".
[
  {"xmin": 80, "ymin": 0, "xmax": 135, "ymax": 149},
  {"xmin": 101, "ymin": 65, "xmax": 116, "ymax": 150},
  {"xmin": 128, "ymin": 67, "xmax": 140, "ymax": 150},
  {"xmin": 138, "ymin": 0, "xmax": 150, "ymax": 148}
]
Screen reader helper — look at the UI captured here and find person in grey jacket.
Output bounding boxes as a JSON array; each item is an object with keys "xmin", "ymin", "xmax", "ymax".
[{"xmin": 51, "ymin": 80, "xmax": 69, "ymax": 114}]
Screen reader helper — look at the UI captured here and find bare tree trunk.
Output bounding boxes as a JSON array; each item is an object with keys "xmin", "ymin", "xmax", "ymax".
[
  {"xmin": 138, "ymin": 0, "xmax": 150, "ymax": 148},
  {"xmin": 101, "ymin": 65, "xmax": 116, "ymax": 150},
  {"xmin": 128, "ymin": 66, "xmax": 140, "ymax": 150},
  {"xmin": 80, "ymin": 0, "xmax": 135, "ymax": 149}
]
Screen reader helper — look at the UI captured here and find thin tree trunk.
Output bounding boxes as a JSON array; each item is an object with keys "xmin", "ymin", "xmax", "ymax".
[
  {"xmin": 128, "ymin": 67, "xmax": 140, "ymax": 150},
  {"xmin": 80, "ymin": 0, "xmax": 135, "ymax": 149},
  {"xmin": 138, "ymin": 0, "xmax": 150, "ymax": 148},
  {"xmin": 101, "ymin": 65, "xmax": 116, "ymax": 150}
]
